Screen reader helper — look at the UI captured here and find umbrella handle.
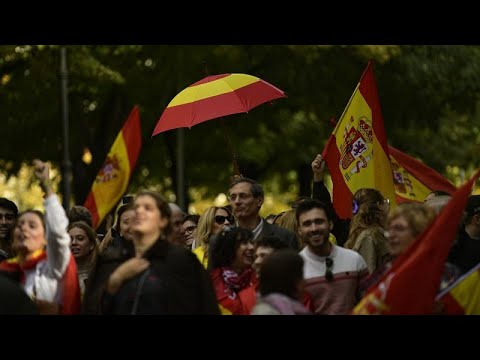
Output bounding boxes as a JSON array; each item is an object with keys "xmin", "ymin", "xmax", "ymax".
[{"xmin": 220, "ymin": 119, "xmax": 242, "ymax": 177}]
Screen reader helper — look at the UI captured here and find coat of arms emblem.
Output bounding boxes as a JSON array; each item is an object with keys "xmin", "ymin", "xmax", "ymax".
[{"xmin": 339, "ymin": 116, "xmax": 373, "ymax": 181}]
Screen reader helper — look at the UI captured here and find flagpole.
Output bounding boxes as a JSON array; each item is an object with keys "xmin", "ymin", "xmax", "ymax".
[{"xmin": 60, "ymin": 46, "xmax": 72, "ymax": 211}]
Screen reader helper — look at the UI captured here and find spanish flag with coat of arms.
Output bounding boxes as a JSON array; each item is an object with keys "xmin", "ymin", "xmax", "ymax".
[
  {"xmin": 322, "ymin": 61, "xmax": 396, "ymax": 219},
  {"xmin": 84, "ymin": 106, "xmax": 142, "ymax": 229},
  {"xmin": 389, "ymin": 145, "xmax": 456, "ymax": 203}
]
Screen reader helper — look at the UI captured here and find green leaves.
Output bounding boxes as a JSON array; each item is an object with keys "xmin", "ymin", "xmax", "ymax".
[{"xmin": 1, "ymin": 45, "xmax": 480, "ymax": 205}]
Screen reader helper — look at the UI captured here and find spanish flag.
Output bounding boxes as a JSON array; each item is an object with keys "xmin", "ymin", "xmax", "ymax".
[
  {"xmin": 436, "ymin": 262, "xmax": 480, "ymax": 315},
  {"xmin": 353, "ymin": 170, "xmax": 480, "ymax": 315},
  {"xmin": 322, "ymin": 61, "xmax": 396, "ymax": 219},
  {"xmin": 389, "ymin": 145, "xmax": 456, "ymax": 203},
  {"xmin": 84, "ymin": 106, "xmax": 142, "ymax": 229}
]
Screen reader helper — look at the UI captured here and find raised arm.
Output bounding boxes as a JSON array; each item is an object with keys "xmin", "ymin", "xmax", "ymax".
[{"xmin": 33, "ymin": 159, "xmax": 71, "ymax": 279}]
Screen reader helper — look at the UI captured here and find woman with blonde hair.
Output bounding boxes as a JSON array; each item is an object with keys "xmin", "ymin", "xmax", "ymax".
[
  {"xmin": 344, "ymin": 188, "xmax": 391, "ymax": 273},
  {"xmin": 193, "ymin": 206, "xmax": 234, "ymax": 268},
  {"xmin": 359, "ymin": 202, "xmax": 442, "ymax": 295},
  {"xmin": 274, "ymin": 210, "xmax": 302, "ymax": 249}
]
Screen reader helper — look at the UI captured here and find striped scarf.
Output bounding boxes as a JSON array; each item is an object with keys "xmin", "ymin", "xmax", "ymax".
[{"xmin": 0, "ymin": 250, "xmax": 81, "ymax": 315}]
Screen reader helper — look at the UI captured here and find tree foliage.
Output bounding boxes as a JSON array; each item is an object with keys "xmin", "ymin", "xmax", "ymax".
[{"xmin": 1, "ymin": 45, "xmax": 480, "ymax": 207}]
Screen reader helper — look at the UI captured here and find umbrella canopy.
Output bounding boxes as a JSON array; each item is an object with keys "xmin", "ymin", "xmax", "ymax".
[{"xmin": 152, "ymin": 73, "xmax": 286, "ymax": 136}]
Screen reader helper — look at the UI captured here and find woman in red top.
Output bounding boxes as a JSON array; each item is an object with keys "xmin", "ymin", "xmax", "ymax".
[{"xmin": 210, "ymin": 227, "xmax": 257, "ymax": 315}]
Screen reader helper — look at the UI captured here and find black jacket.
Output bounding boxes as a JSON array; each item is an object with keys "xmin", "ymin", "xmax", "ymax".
[
  {"xmin": 259, "ymin": 220, "xmax": 299, "ymax": 250},
  {"xmin": 83, "ymin": 239, "xmax": 220, "ymax": 315}
]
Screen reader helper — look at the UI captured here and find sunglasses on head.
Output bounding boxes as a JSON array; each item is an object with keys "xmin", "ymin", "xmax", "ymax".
[
  {"xmin": 325, "ymin": 257, "xmax": 334, "ymax": 282},
  {"xmin": 215, "ymin": 215, "xmax": 234, "ymax": 225}
]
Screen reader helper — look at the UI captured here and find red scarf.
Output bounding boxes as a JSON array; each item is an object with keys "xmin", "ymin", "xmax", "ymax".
[
  {"xmin": 0, "ymin": 250, "xmax": 81, "ymax": 315},
  {"xmin": 221, "ymin": 266, "xmax": 255, "ymax": 300}
]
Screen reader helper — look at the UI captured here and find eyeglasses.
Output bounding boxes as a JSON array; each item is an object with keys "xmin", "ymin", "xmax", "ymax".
[
  {"xmin": 325, "ymin": 257, "xmax": 334, "ymax": 282},
  {"xmin": 214, "ymin": 215, "xmax": 234, "ymax": 225},
  {"xmin": 383, "ymin": 199, "xmax": 390, "ymax": 205},
  {"xmin": 184, "ymin": 225, "xmax": 197, "ymax": 234}
]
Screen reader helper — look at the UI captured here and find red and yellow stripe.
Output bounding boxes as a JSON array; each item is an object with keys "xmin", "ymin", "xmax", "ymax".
[
  {"xmin": 438, "ymin": 264, "xmax": 480, "ymax": 315},
  {"xmin": 353, "ymin": 171, "xmax": 480, "ymax": 315},
  {"xmin": 388, "ymin": 145, "xmax": 456, "ymax": 203},
  {"xmin": 323, "ymin": 61, "xmax": 396, "ymax": 219},
  {"xmin": 152, "ymin": 73, "xmax": 286, "ymax": 135},
  {"xmin": 84, "ymin": 106, "xmax": 142, "ymax": 229}
]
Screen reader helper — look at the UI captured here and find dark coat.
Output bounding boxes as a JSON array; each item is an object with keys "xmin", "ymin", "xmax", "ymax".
[
  {"xmin": 83, "ymin": 238, "xmax": 220, "ymax": 315},
  {"xmin": 259, "ymin": 220, "xmax": 299, "ymax": 250},
  {"xmin": 0, "ymin": 274, "xmax": 38, "ymax": 315}
]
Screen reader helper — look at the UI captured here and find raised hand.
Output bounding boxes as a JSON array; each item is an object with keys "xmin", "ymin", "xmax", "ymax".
[
  {"xmin": 32, "ymin": 159, "xmax": 53, "ymax": 196},
  {"xmin": 311, "ymin": 154, "xmax": 325, "ymax": 182},
  {"xmin": 106, "ymin": 257, "xmax": 150, "ymax": 295}
]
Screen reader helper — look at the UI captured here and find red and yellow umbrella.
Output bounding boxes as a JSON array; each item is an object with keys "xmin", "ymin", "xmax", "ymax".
[{"xmin": 152, "ymin": 73, "xmax": 286, "ymax": 135}]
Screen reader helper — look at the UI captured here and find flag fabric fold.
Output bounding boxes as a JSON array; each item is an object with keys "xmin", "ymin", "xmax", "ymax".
[
  {"xmin": 84, "ymin": 106, "xmax": 142, "ymax": 229},
  {"xmin": 322, "ymin": 61, "xmax": 396, "ymax": 219},
  {"xmin": 389, "ymin": 145, "xmax": 456, "ymax": 203},
  {"xmin": 436, "ymin": 262, "xmax": 480, "ymax": 315},
  {"xmin": 353, "ymin": 170, "xmax": 480, "ymax": 315}
]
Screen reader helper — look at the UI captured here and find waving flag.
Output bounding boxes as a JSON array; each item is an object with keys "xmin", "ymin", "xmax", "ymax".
[
  {"xmin": 436, "ymin": 262, "xmax": 480, "ymax": 315},
  {"xmin": 84, "ymin": 106, "xmax": 142, "ymax": 229},
  {"xmin": 322, "ymin": 61, "xmax": 396, "ymax": 219},
  {"xmin": 353, "ymin": 170, "xmax": 480, "ymax": 315},
  {"xmin": 389, "ymin": 146, "xmax": 456, "ymax": 203}
]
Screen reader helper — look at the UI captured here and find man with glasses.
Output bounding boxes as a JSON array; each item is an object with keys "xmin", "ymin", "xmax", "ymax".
[
  {"xmin": 228, "ymin": 177, "xmax": 298, "ymax": 250},
  {"xmin": 182, "ymin": 214, "xmax": 200, "ymax": 249},
  {"xmin": 296, "ymin": 199, "xmax": 368, "ymax": 314},
  {"xmin": 0, "ymin": 198, "xmax": 18, "ymax": 261}
]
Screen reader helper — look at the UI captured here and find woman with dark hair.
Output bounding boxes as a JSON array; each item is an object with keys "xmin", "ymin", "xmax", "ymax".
[
  {"xmin": 98, "ymin": 203, "xmax": 135, "ymax": 253},
  {"xmin": 84, "ymin": 190, "xmax": 219, "ymax": 315},
  {"xmin": 183, "ymin": 214, "xmax": 200, "ymax": 250},
  {"xmin": 67, "ymin": 221, "xmax": 99, "ymax": 297},
  {"xmin": 210, "ymin": 227, "xmax": 256, "ymax": 315},
  {"xmin": 252, "ymin": 249, "xmax": 311, "ymax": 315}
]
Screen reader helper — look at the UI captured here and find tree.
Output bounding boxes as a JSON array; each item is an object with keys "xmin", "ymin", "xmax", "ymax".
[{"xmin": 1, "ymin": 45, "xmax": 480, "ymax": 209}]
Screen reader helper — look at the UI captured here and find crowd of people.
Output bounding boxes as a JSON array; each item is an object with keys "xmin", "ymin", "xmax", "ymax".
[{"xmin": 0, "ymin": 154, "xmax": 478, "ymax": 315}]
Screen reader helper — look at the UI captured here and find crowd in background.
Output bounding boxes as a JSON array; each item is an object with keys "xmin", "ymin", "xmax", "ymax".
[{"xmin": 0, "ymin": 154, "xmax": 478, "ymax": 315}]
